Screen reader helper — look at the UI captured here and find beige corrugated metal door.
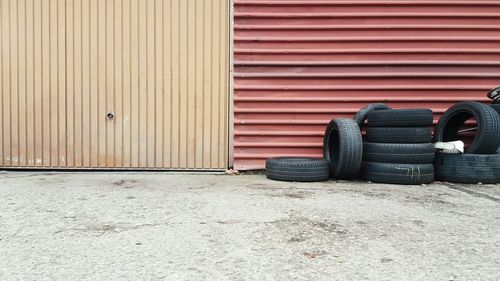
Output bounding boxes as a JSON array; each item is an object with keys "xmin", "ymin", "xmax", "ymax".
[{"xmin": 0, "ymin": 0, "xmax": 229, "ymax": 169}]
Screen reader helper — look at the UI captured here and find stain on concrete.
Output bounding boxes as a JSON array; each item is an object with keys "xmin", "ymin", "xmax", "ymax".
[{"xmin": 112, "ymin": 179, "xmax": 138, "ymax": 189}]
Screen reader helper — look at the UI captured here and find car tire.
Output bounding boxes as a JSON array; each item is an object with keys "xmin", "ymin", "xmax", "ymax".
[
  {"xmin": 434, "ymin": 153, "xmax": 500, "ymax": 184},
  {"xmin": 434, "ymin": 101, "xmax": 500, "ymax": 154},
  {"xmin": 494, "ymin": 105, "xmax": 500, "ymax": 154},
  {"xmin": 492, "ymin": 104, "xmax": 500, "ymax": 114},
  {"xmin": 361, "ymin": 162, "xmax": 434, "ymax": 185},
  {"xmin": 366, "ymin": 127, "xmax": 433, "ymax": 143},
  {"xmin": 363, "ymin": 143, "xmax": 435, "ymax": 164},
  {"xmin": 367, "ymin": 109, "xmax": 433, "ymax": 127},
  {"xmin": 353, "ymin": 103, "xmax": 391, "ymax": 128},
  {"xmin": 265, "ymin": 157, "xmax": 330, "ymax": 182},
  {"xmin": 323, "ymin": 118, "xmax": 363, "ymax": 179}
]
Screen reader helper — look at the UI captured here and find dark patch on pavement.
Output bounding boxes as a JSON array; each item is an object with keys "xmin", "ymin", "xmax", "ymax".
[
  {"xmin": 442, "ymin": 183, "xmax": 500, "ymax": 204},
  {"xmin": 112, "ymin": 179, "xmax": 138, "ymax": 189}
]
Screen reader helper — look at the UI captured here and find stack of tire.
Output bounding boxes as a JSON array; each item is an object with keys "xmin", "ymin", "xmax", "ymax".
[
  {"xmin": 360, "ymin": 109, "xmax": 435, "ymax": 185},
  {"xmin": 433, "ymin": 102, "xmax": 500, "ymax": 184}
]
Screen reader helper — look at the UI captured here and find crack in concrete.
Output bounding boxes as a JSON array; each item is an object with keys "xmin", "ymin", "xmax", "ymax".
[{"xmin": 442, "ymin": 183, "xmax": 500, "ymax": 204}]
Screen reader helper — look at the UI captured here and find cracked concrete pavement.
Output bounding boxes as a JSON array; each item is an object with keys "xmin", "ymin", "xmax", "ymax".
[{"xmin": 0, "ymin": 171, "xmax": 499, "ymax": 280}]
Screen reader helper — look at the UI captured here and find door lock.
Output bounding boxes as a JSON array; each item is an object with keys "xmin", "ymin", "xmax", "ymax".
[{"xmin": 106, "ymin": 111, "xmax": 115, "ymax": 120}]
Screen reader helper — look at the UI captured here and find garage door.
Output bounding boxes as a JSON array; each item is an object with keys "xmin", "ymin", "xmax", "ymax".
[
  {"xmin": 233, "ymin": 0, "xmax": 500, "ymax": 170},
  {"xmin": 0, "ymin": 0, "xmax": 229, "ymax": 169}
]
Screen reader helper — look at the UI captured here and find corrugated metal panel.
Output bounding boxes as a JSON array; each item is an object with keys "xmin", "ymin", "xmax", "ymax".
[
  {"xmin": 0, "ymin": 0, "xmax": 229, "ymax": 169},
  {"xmin": 233, "ymin": 0, "xmax": 500, "ymax": 170}
]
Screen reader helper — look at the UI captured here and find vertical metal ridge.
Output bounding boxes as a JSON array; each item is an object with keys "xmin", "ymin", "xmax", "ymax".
[
  {"xmin": 25, "ymin": 0, "xmax": 30, "ymax": 166},
  {"xmin": 193, "ymin": 0, "xmax": 198, "ymax": 168},
  {"xmin": 48, "ymin": 0, "xmax": 53, "ymax": 167},
  {"xmin": 202, "ymin": 0, "xmax": 209, "ymax": 168},
  {"xmin": 180, "ymin": 0, "xmax": 184, "ymax": 167},
  {"xmin": 65, "ymin": 0, "xmax": 72, "ymax": 167},
  {"xmin": 59, "ymin": 0, "xmax": 66, "ymax": 167},
  {"xmin": 210, "ymin": 0, "xmax": 218, "ymax": 168},
  {"xmin": 75, "ymin": 0, "xmax": 79, "ymax": 166},
  {"xmin": 167, "ymin": 0, "xmax": 174, "ymax": 167},
  {"xmin": 187, "ymin": 0, "xmax": 194, "ymax": 168},
  {"xmin": 144, "ymin": 0, "xmax": 149, "ymax": 166},
  {"xmin": 11, "ymin": 0, "xmax": 18, "ymax": 166},
  {"xmin": 104, "ymin": 0, "xmax": 112, "ymax": 167},
  {"xmin": 41, "ymin": 0, "xmax": 48, "ymax": 166},
  {"xmin": 223, "ymin": 0, "xmax": 229, "ymax": 168},
  {"xmin": 115, "ymin": 0, "xmax": 123, "ymax": 167},
  {"xmin": 112, "ymin": 0, "xmax": 116, "ymax": 167},
  {"xmin": 130, "ymin": 0, "xmax": 137, "ymax": 167},
  {"xmin": 97, "ymin": 0, "xmax": 104, "ymax": 167},
  {"xmin": 153, "ymin": 0, "xmax": 159, "ymax": 167},
  {"xmin": 18, "ymin": 0, "xmax": 25, "ymax": 166},
  {"xmin": 210, "ymin": 0, "xmax": 214, "ymax": 168},
  {"xmin": 216, "ymin": 0, "xmax": 221, "ymax": 167},
  {"xmin": 29, "ymin": 0, "xmax": 34, "ymax": 167},
  {"xmin": 0, "ymin": 0, "xmax": 4, "ymax": 167},
  {"xmin": 123, "ymin": 0, "xmax": 131, "ymax": 167},
  {"xmin": 161, "ymin": 0, "xmax": 170, "ymax": 167},
  {"xmin": 175, "ymin": 0, "xmax": 180, "ymax": 167},
  {"xmin": 138, "ymin": 0, "xmax": 145, "ymax": 167},
  {"xmin": 69, "ymin": 0, "xmax": 74, "ymax": 167},
  {"xmin": 85, "ymin": 0, "xmax": 89, "ymax": 166},
  {"xmin": 172, "ymin": 0, "xmax": 178, "ymax": 167},
  {"xmin": 146, "ymin": 0, "xmax": 155, "ymax": 167},
  {"xmin": 200, "ymin": 0, "xmax": 206, "ymax": 168},
  {"xmin": 34, "ymin": 0, "xmax": 41, "ymax": 167}
]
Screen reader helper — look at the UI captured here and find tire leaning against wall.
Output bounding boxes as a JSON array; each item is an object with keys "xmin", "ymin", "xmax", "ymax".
[
  {"xmin": 434, "ymin": 101, "xmax": 500, "ymax": 154},
  {"xmin": 323, "ymin": 118, "xmax": 363, "ymax": 179}
]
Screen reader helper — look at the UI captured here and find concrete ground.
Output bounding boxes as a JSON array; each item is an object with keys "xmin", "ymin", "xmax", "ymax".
[{"xmin": 0, "ymin": 171, "xmax": 499, "ymax": 281}]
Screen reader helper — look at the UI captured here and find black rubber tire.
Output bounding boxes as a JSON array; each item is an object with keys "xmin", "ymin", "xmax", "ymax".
[
  {"xmin": 366, "ymin": 127, "xmax": 433, "ymax": 143},
  {"xmin": 353, "ymin": 103, "xmax": 391, "ymax": 127},
  {"xmin": 434, "ymin": 153, "xmax": 500, "ymax": 184},
  {"xmin": 367, "ymin": 109, "xmax": 433, "ymax": 127},
  {"xmin": 490, "ymin": 105, "xmax": 500, "ymax": 154},
  {"xmin": 361, "ymin": 162, "xmax": 434, "ymax": 185},
  {"xmin": 494, "ymin": 105, "xmax": 500, "ymax": 154},
  {"xmin": 363, "ymin": 143, "xmax": 435, "ymax": 164},
  {"xmin": 323, "ymin": 118, "xmax": 363, "ymax": 179},
  {"xmin": 265, "ymin": 157, "xmax": 330, "ymax": 182},
  {"xmin": 434, "ymin": 101, "xmax": 500, "ymax": 154},
  {"xmin": 492, "ymin": 104, "xmax": 500, "ymax": 114}
]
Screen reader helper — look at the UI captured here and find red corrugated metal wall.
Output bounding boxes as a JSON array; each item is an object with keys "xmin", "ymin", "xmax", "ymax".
[{"xmin": 233, "ymin": 0, "xmax": 500, "ymax": 170}]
